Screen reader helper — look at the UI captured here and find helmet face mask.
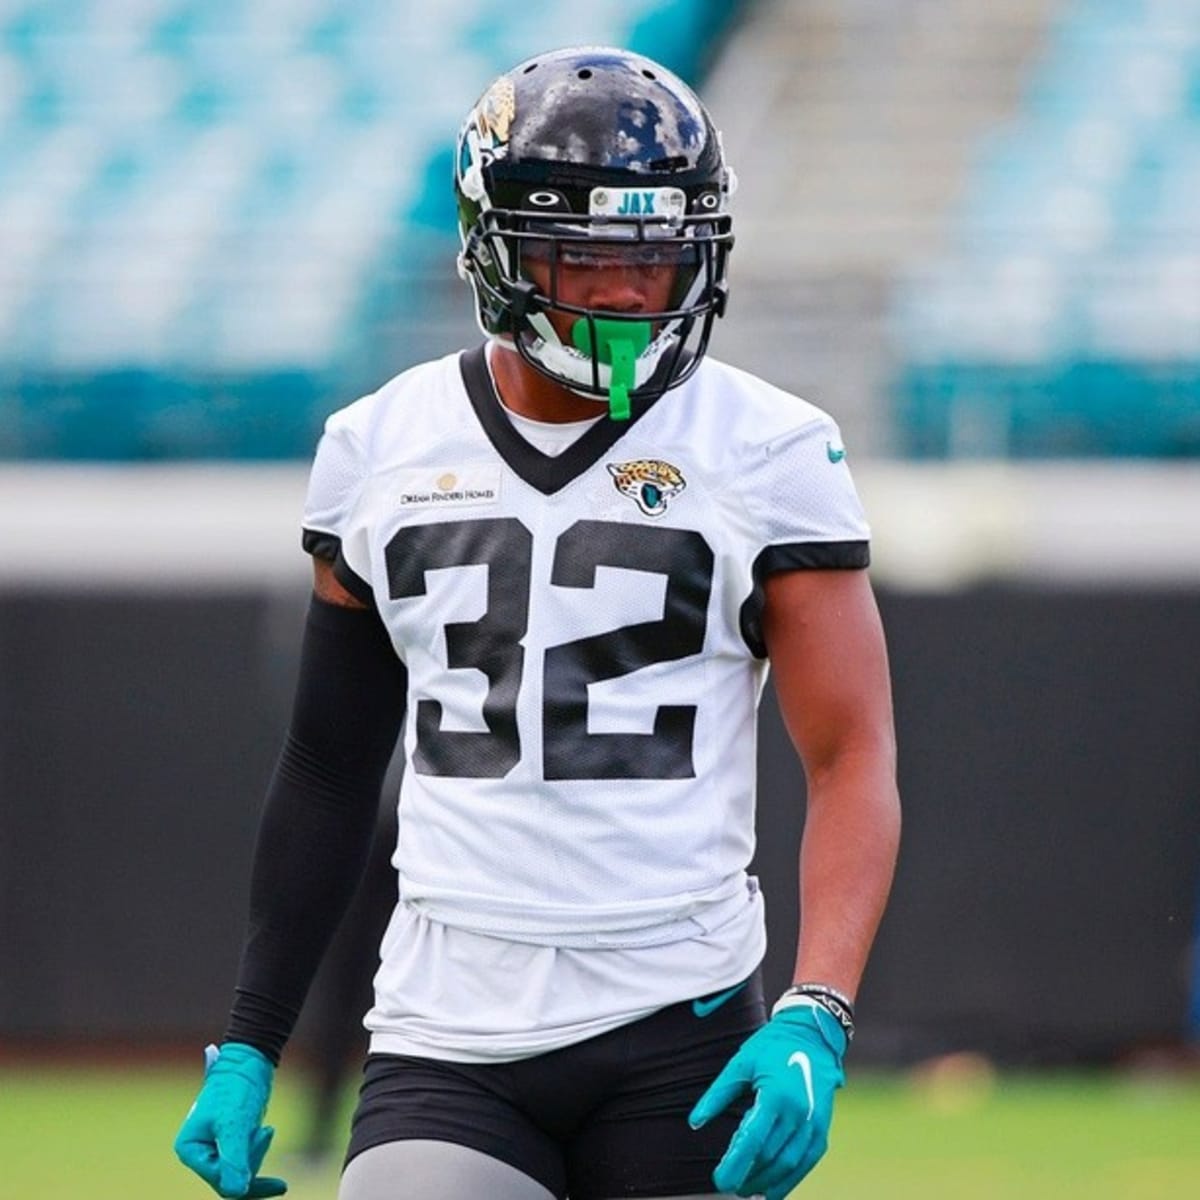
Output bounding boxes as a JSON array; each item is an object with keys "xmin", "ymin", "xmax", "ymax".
[{"xmin": 454, "ymin": 47, "xmax": 735, "ymax": 415}]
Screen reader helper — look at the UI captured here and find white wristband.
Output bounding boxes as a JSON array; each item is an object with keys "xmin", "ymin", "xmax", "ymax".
[
  {"xmin": 770, "ymin": 993, "xmax": 826, "ymax": 1019},
  {"xmin": 771, "ymin": 984, "xmax": 856, "ymax": 1040}
]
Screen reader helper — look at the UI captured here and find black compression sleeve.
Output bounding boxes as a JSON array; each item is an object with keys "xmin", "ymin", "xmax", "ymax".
[{"xmin": 223, "ymin": 596, "xmax": 407, "ymax": 1063}]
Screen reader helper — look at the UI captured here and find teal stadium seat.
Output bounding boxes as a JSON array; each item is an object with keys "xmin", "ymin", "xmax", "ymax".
[
  {"xmin": 892, "ymin": 0, "xmax": 1200, "ymax": 457},
  {"xmin": 0, "ymin": 0, "xmax": 739, "ymax": 459}
]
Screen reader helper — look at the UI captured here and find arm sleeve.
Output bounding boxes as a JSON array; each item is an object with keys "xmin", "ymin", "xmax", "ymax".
[{"xmin": 223, "ymin": 595, "xmax": 407, "ymax": 1063}]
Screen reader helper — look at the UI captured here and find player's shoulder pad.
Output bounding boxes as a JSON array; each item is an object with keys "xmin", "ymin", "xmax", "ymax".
[
  {"xmin": 691, "ymin": 357, "xmax": 841, "ymax": 451},
  {"xmin": 321, "ymin": 352, "xmax": 461, "ymax": 450}
]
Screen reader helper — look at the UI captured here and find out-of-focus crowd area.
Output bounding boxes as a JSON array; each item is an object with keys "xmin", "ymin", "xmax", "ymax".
[{"xmin": 0, "ymin": 0, "xmax": 1196, "ymax": 461}]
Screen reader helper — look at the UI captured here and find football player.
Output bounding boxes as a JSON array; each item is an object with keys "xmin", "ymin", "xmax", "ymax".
[{"xmin": 175, "ymin": 45, "xmax": 900, "ymax": 1200}]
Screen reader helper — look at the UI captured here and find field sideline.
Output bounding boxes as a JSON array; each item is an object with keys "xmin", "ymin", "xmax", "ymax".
[{"xmin": 3, "ymin": 1062, "xmax": 1198, "ymax": 1199}]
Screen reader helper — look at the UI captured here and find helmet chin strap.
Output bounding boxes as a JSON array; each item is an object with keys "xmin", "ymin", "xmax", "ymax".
[
  {"xmin": 571, "ymin": 318, "xmax": 652, "ymax": 420},
  {"xmin": 520, "ymin": 310, "xmax": 672, "ymax": 414}
]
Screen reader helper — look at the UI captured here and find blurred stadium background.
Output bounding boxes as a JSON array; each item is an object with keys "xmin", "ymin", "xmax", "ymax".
[{"xmin": 1, "ymin": 0, "xmax": 1198, "ymax": 1195}]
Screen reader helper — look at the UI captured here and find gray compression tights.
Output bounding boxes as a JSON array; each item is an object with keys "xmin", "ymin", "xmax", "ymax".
[{"xmin": 337, "ymin": 1139, "xmax": 729, "ymax": 1200}]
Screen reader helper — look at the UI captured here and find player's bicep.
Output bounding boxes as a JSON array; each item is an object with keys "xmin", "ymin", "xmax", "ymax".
[
  {"xmin": 761, "ymin": 568, "xmax": 895, "ymax": 780},
  {"xmin": 313, "ymin": 555, "xmax": 370, "ymax": 609}
]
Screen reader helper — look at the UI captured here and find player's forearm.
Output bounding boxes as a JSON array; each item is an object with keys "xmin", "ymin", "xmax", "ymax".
[
  {"xmin": 790, "ymin": 745, "xmax": 900, "ymax": 999},
  {"xmin": 224, "ymin": 596, "xmax": 407, "ymax": 1061},
  {"xmin": 226, "ymin": 739, "xmax": 385, "ymax": 1060}
]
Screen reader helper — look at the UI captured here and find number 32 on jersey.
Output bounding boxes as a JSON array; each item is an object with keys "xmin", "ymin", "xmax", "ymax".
[{"xmin": 385, "ymin": 517, "xmax": 714, "ymax": 782}]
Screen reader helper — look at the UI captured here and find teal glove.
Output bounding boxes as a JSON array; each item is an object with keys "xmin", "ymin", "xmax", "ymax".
[
  {"xmin": 689, "ymin": 1001, "xmax": 847, "ymax": 1199},
  {"xmin": 174, "ymin": 1042, "xmax": 288, "ymax": 1198}
]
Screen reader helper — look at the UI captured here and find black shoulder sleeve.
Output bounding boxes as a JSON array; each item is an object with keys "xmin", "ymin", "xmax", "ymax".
[{"xmin": 223, "ymin": 596, "xmax": 406, "ymax": 1063}]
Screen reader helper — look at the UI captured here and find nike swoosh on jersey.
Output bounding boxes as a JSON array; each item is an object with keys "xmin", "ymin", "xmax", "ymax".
[
  {"xmin": 691, "ymin": 981, "xmax": 748, "ymax": 1018},
  {"xmin": 788, "ymin": 1050, "xmax": 816, "ymax": 1119}
]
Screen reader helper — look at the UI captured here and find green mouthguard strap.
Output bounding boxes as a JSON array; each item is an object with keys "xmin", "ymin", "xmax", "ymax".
[{"xmin": 571, "ymin": 318, "xmax": 651, "ymax": 420}]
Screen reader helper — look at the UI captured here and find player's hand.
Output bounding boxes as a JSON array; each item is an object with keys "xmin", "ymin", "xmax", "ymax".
[
  {"xmin": 174, "ymin": 1042, "xmax": 288, "ymax": 1197},
  {"xmin": 689, "ymin": 1001, "xmax": 846, "ymax": 1199}
]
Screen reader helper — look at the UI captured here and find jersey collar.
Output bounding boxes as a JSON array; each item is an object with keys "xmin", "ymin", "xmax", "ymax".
[{"xmin": 459, "ymin": 344, "xmax": 664, "ymax": 495}]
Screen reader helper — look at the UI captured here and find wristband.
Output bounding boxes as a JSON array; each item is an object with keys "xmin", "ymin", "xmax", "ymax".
[{"xmin": 772, "ymin": 982, "xmax": 856, "ymax": 1041}]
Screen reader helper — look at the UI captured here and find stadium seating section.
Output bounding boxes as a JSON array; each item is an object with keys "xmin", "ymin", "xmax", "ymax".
[
  {"xmin": 0, "ymin": 0, "xmax": 734, "ymax": 458},
  {"xmin": 4, "ymin": 1, "xmax": 1196, "ymax": 460},
  {"xmin": 891, "ymin": 0, "xmax": 1200, "ymax": 456}
]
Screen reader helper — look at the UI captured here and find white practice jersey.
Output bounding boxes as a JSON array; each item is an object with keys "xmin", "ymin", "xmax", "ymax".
[{"xmin": 303, "ymin": 345, "xmax": 871, "ymax": 1060}]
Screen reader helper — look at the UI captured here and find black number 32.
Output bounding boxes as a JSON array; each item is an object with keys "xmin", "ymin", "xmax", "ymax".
[{"xmin": 385, "ymin": 518, "xmax": 713, "ymax": 781}]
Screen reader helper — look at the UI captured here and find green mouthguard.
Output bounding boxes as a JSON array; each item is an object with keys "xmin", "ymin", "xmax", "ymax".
[{"xmin": 572, "ymin": 318, "xmax": 651, "ymax": 420}]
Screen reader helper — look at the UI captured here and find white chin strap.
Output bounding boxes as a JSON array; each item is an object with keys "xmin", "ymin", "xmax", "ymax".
[{"xmin": 522, "ymin": 312, "xmax": 677, "ymax": 398}]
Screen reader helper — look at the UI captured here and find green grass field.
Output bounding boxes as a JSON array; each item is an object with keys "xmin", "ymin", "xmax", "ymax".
[{"xmin": 3, "ymin": 1061, "xmax": 1198, "ymax": 1199}]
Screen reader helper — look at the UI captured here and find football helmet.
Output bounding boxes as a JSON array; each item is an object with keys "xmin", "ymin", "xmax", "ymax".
[{"xmin": 454, "ymin": 46, "xmax": 735, "ymax": 417}]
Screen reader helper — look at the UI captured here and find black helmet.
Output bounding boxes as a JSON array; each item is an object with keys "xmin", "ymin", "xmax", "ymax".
[{"xmin": 454, "ymin": 46, "xmax": 735, "ymax": 417}]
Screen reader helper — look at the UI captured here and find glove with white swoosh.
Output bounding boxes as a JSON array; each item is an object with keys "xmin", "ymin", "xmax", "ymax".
[
  {"xmin": 174, "ymin": 1042, "xmax": 288, "ymax": 1198},
  {"xmin": 689, "ymin": 1000, "xmax": 847, "ymax": 1199}
]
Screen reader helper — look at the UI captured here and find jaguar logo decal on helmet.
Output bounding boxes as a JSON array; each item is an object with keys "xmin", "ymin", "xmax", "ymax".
[{"xmin": 475, "ymin": 77, "xmax": 515, "ymax": 146}]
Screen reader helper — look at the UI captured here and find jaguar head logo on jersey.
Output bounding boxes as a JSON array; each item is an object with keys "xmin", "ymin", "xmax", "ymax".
[{"xmin": 607, "ymin": 459, "xmax": 686, "ymax": 517}]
